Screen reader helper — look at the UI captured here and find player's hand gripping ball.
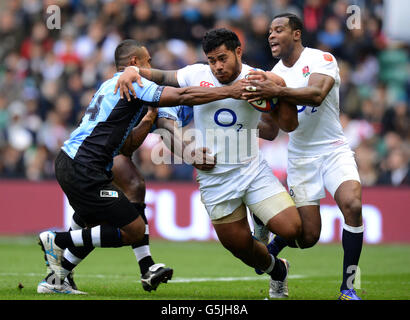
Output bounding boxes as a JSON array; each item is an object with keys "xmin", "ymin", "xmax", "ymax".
[
  {"xmin": 245, "ymin": 71, "xmax": 286, "ymax": 113},
  {"xmin": 248, "ymin": 97, "xmax": 278, "ymax": 113}
]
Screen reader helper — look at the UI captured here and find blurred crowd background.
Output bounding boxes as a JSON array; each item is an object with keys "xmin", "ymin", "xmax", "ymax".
[{"xmin": 0, "ymin": 0, "xmax": 409, "ymax": 187}]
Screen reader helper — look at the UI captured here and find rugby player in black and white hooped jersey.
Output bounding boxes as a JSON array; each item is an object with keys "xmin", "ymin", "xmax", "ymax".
[{"xmin": 243, "ymin": 14, "xmax": 364, "ymax": 300}]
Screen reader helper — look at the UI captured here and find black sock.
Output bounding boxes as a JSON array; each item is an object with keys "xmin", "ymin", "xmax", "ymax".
[
  {"xmin": 253, "ymin": 214, "xmax": 264, "ymax": 226},
  {"xmin": 267, "ymin": 235, "xmax": 291, "ymax": 256},
  {"xmin": 341, "ymin": 228, "xmax": 363, "ymax": 291},
  {"xmin": 100, "ymin": 225, "xmax": 123, "ymax": 247},
  {"xmin": 268, "ymin": 257, "xmax": 287, "ymax": 281},
  {"xmin": 137, "ymin": 256, "xmax": 155, "ymax": 275},
  {"xmin": 131, "ymin": 203, "xmax": 154, "ymax": 275},
  {"xmin": 54, "ymin": 232, "xmax": 74, "ymax": 249}
]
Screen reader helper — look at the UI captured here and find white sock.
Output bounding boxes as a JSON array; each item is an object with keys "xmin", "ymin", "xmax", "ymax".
[{"xmin": 263, "ymin": 254, "xmax": 275, "ymax": 274}]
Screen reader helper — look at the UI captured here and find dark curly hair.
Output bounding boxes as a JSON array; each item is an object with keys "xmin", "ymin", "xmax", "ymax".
[{"xmin": 202, "ymin": 28, "xmax": 241, "ymax": 54}]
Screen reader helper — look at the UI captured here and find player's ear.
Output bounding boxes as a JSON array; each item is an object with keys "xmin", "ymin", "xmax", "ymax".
[
  {"xmin": 235, "ymin": 46, "xmax": 242, "ymax": 59},
  {"xmin": 129, "ymin": 55, "xmax": 138, "ymax": 67},
  {"xmin": 293, "ymin": 29, "xmax": 302, "ymax": 42}
]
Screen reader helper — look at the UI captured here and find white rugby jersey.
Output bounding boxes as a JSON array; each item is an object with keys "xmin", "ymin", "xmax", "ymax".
[
  {"xmin": 177, "ymin": 63, "xmax": 262, "ymax": 174},
  {"xmin": 272, "ymin": 47, "xmax": 348, "ymax": 157}
]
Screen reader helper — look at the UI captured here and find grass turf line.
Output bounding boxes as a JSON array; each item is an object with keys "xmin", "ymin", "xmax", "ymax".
[{"xmin": 0, "ymin": 237, "xmax": 409, "ymax": 300}]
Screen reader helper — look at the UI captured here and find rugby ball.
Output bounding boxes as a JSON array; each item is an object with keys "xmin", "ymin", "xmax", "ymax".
[
  {"xmin": 246, "ymin": 70, "xmax": 285, "ymax": 112},
  {"xmin": 249, "ymin": 98, "xmax": 278, "ymax": 113}
]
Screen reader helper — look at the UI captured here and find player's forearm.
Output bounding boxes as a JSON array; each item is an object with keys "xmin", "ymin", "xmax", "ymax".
[
  {"xmin": 176, "ymin": 86, "xmax": 233, "ymax": 106},
  {"xmin": 122, "ymin": 117, "xmax": 156, "ymax": 155},
  {"xmin": 139, "ymin": 68, "xmax": 179, "ymax": 87},
  {"xmin": 132, "ymin": 119, "xmax": 155, "ymax": 148},
  {"xmin": 157, "ymin": 118, "xmax": 186, "ymax": 160},
  {"xmin": 278, "ymin": 86, "xmax": 324, "ymax": 107}
]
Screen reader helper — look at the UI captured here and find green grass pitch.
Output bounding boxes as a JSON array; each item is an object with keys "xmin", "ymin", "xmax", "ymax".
[{"xmin": 0, "ymin": 236, "xmax": 409, "ymax": 300}]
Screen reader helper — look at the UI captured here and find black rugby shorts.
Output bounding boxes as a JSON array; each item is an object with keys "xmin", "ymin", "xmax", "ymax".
[{"xmin": 55, "ymin": 151, "xmax": 139, "ymax": 228}]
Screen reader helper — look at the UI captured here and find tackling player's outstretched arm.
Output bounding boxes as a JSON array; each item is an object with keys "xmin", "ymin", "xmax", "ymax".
[
  {"xmin": 114, "ymin": 66, "xmax": 179, "ymax": 101},
  {"xmin": 243, "ymin": 70, "xmax": 334, "ymax": 107},
  {"xmin": 158, "ymin": 82, "xmax": 243, "ymax": 107}
]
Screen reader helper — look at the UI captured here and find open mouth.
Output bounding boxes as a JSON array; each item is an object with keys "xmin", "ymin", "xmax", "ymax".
[{"xmin": 270, "ymin": 42, "xmax": 280, "ymax": 52}]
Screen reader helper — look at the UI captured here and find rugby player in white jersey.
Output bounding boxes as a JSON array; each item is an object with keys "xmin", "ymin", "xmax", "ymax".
[
  {"xmin": 116, "ymin": 28, "xmax": 302, "ymax": 298},
  {"xmin": 243, "ymin": 14, "xmax": 364, "ymax": 300}
]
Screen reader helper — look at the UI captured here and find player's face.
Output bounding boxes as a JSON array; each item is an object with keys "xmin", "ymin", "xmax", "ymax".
[
  {"xmin": 136, "ymin": 46, "xmax": 152, "ymax": 68},
  {"xmin": 268, "ymin": 17, "xmax": 297, "ymax": 59},
  {"xmin": 206, "ymin": 44, "xmax": 242, "ymax": 84}
]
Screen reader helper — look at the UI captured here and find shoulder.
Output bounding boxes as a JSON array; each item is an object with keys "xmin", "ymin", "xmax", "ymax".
[
  {"xmin": 179, "ymin": 63, "xmax": 209, "ymax": 73},
  {"xmin": 177, "ymin": 63, "xmax": 210, "ymax": 79},
  {"xmin": 305, "ymin": 47, "xmax": 337, "ymax": 64},
  {"xmin": 242, "ymin": 63, "xmax": 259, "ymax": 73}
]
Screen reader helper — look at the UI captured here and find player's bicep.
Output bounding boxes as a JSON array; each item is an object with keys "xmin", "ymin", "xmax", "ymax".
[
  {"xmin": 157, "ymin": 87, "xmax": 185, "ymax": 107},
  {"xmin": 308, "ymin": 73, "xmax": 334, "ymax": 102},
  {"xmin": 132, "ymin": 78, "xmax": 165, "ymax": 106}
]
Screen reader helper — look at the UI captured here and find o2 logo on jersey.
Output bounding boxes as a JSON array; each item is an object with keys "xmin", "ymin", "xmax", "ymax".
[
  {"xmin": 214, "ymin": 108, "xmax": 243, "ymax": 131},
  {"xmin": 297, "ymin": 105, "xmax": 317, "ymax": 114}
]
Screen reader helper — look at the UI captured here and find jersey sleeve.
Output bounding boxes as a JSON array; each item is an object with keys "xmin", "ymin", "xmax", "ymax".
[
  {"xmin": 310, "ymin": 52, "xmax": 338, "ymax": 80},
  {"xmin": 132, "ymin": 77, "xmax": 164, "ymax": 106},
  {"xmin": 157, "ymin": 105, "xmax": 193, "ymax": 127},
  {"xmin": 158, "ymin": 106, "xmax": 179, "ymax": 121},
  {"xmin": 176, "ymin": 64, "xmax": 204, "ymax": 87}
]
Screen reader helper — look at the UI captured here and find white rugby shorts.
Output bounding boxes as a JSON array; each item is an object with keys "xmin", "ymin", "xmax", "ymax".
[
  {"xmin": 199, "ymin": 159, "xmax": 287, "ymax": 221},
  {"xmin": 287, "ymin": 146, "xmax": 361, "ymax": 207}
]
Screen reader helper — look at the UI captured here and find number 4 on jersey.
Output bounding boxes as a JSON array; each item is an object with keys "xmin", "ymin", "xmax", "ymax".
[{"xmin": 86, "ymin": 95, "xmax": 104, "ymax": 121}]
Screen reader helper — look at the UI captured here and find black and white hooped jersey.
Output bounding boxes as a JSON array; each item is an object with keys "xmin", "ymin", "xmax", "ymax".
[{"xmin": 62, "ymin": 72, "xmax": 164, "ymax": 172}]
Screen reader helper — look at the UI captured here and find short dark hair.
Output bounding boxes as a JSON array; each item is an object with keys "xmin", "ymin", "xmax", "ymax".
[
  {"xmin": 114, "ymin": 39, "xmax": 143, "ymax": 69},
  {"xmin": 273, "ymin": 13, "xmax": 304, "ymax": 35},
  {"xmin": 202, "ymin": 28, "xmax": 241, "ymax": 54}
]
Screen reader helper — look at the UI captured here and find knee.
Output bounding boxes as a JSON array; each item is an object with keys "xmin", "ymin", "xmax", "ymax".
[
  {"xmin": 281, "ymin": 221, "xmax": 302, "ymax": 242},
  {"xmin": 131, "ymin": 177, "xmax": 146, "ymax": 197},
  {"xmin": 299, "ymin": 231, "xmax": 320, "ymax": 249},
  {"xmin": 125, "ymin": 177, "xmax": 146, "ymax": 202},
  {"xmin": 267, "ymin": 208, "xmax": 303, "ymax": 241},
  {"xmin": 340, "ymin": 197, "xmax": 362, "ymax": 225},
  {"xmin": 122, "ymin": 217, "xmax": 145, "ymax": 244}
]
